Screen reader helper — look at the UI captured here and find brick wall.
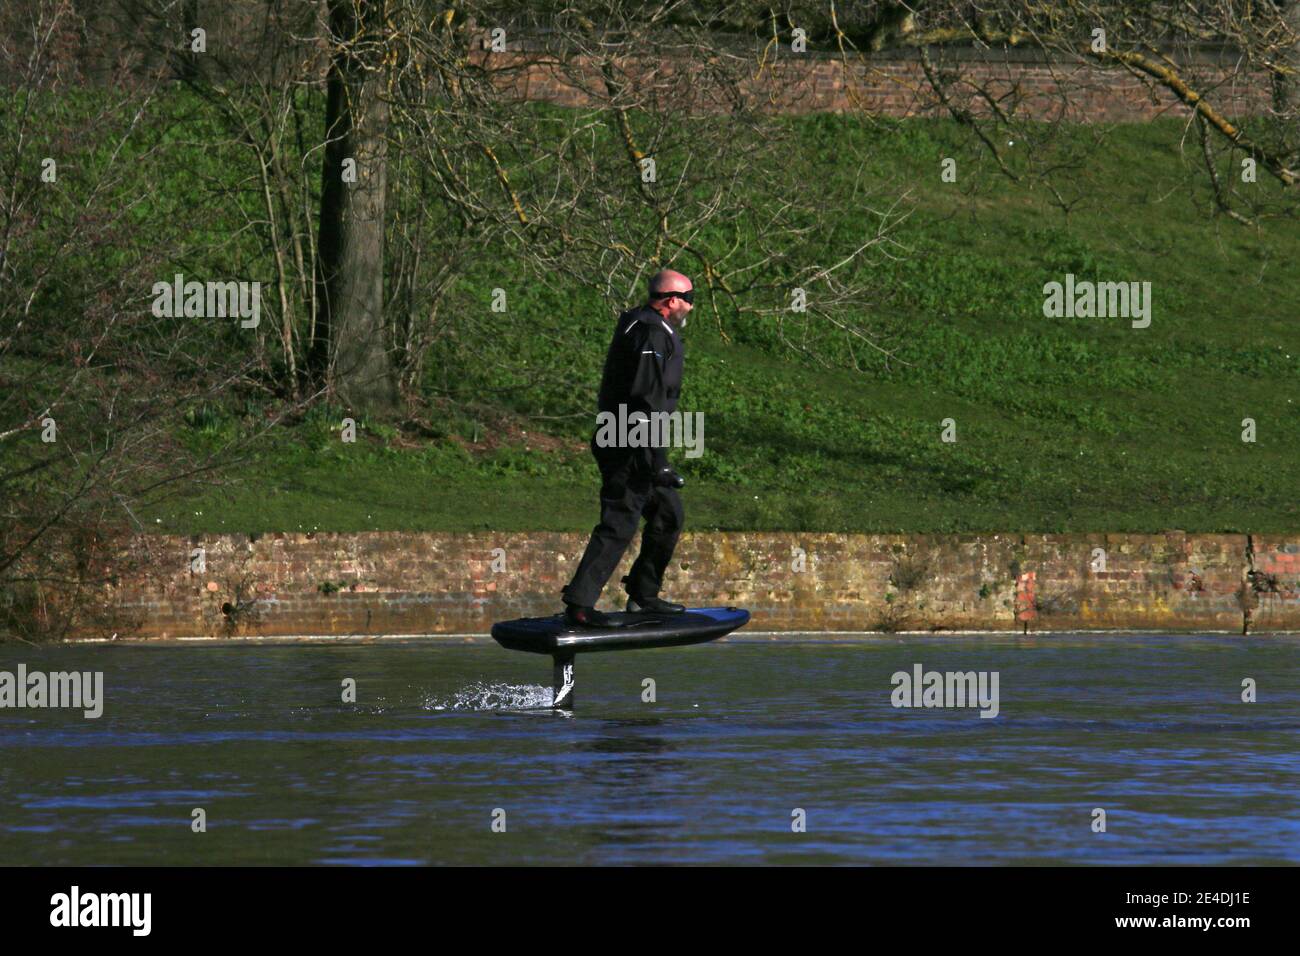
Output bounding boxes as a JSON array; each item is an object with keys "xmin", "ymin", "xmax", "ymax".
[
  {"xmin": 20, "ymin": 12, "xmax": 1274, "ymax": 125},
  {"xmin": 470, "ymin": 47, "xmax": 1273, "ymax": 122},
  {"xmin": 85, "ymin": 531, "xmax": 1300, "ymax": 640}
]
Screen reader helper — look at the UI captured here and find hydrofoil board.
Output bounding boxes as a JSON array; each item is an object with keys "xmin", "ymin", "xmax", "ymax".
[
  {"xmin": 490, "ymin": 606, "xmax": 750, "ymax": 709},
  {"xmin": 491, "ymin": 606, "xmax": 750, "ymax": 655}
]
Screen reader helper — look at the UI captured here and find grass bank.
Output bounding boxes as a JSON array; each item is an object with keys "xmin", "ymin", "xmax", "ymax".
[{"xmin": 142, "ymin": 111, "xmax": 1300, "ymax": 534}]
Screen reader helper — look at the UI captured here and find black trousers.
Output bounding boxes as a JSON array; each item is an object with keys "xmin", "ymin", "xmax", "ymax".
[{"xmin": 562, "ymin": 435, "xmax": 684, "ymax": 608}]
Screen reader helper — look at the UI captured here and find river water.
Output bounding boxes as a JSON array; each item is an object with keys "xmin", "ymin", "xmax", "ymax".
[{"xmin": 0, "ymin": 634, "xmax": 1296, "ymax": 865}]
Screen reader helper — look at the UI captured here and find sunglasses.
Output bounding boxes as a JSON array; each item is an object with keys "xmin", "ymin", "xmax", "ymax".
[{"xmin": 653, "ymin": 289, "xmax": 694, "ymax": 304}]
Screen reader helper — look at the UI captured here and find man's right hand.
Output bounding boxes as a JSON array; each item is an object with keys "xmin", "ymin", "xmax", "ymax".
[{"xmin": 652, "ymin": 466, "xmax": 685, "ymax": 489}]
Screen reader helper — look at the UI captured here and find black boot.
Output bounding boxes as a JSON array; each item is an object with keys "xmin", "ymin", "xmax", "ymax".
[
  {"xmin": 622, "ymin": 577, "xmax": 685, "ymax": 614},
  {"xmin": 564, "ymin": 602, "xmax": 617, "ymax": 628},
  {"xmin": 626, "ymin": 595, "xmax": 686, "ymax": 613}
]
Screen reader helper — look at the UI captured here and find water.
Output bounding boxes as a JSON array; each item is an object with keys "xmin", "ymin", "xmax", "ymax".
[{"xmin": 0, "ymin": 635, "xmax": 1296, "ymax": 865}]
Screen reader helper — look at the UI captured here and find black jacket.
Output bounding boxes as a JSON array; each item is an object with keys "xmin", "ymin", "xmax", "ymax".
[{"xmin": 594, "ymin": 305, "xmax": 684, "ymax": 472}]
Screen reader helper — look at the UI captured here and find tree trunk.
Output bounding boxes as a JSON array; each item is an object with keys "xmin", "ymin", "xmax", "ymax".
[
  {"xmin": 313, "ymin": 0, "xmax": 397, "ymax": 415},
  {"xmin": 1275, "ymin": 0, "xmax": 1300, "ymax": 113}
]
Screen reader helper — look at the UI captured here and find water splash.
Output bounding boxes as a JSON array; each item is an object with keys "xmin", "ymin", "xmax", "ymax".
[{"xmin": 424, "ymin": 682, "xmax": 554, "ymax": 711}]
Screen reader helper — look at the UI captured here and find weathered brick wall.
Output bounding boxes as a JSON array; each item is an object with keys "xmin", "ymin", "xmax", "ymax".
[
  {"xmin": 87, "ymin": 531, "xmax": 1300, "ymax": 640},
  {"xmin": 24, "ymin": 11, "xmax": 1271, "ymax": 125},
  {"xmin": 472, "ymin": 47, "xmax": 1273, "ymax": 122}
]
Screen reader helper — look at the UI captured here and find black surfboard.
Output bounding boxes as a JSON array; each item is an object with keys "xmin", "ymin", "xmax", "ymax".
[
  {"xmin": 491, "ymin": 606, "xmax": 750, "ymax": 655},
  {"xmin": 490, "ymin": 606, "xmax": 750, "ymax": 708}
]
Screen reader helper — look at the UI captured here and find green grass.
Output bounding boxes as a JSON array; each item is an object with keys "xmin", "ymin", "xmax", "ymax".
[{"xmin": 117, "ymin": 106, "xmax": 1300, "ymax": 533}]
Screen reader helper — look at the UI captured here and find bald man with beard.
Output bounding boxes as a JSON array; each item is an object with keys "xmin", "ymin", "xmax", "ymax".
[{"xmin": 561, "ymin": 270, "xmax": 694, "ymax": 627}]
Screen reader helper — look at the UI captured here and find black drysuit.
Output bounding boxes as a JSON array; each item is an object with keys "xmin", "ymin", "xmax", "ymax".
[{"xmin": 562, "ymin": 305, "xmax": 685, "ymax": 608}]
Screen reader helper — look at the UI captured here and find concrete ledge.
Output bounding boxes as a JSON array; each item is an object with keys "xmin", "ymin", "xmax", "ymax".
[{"xmin": 77, "ymin": 531, "xmax": 1300, "ymax": 640}]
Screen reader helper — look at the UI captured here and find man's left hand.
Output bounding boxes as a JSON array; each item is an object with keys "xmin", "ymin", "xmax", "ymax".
[{"xmin": 652, "ymin": 466, "xmax": 685, "ymax": 489}]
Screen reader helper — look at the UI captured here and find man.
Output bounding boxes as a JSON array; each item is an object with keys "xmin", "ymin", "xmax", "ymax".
[{"xmin": 561, "ymin": 269, "xmax": 693, "ymax": 627}]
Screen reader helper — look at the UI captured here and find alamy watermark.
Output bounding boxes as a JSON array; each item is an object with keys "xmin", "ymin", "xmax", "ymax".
[
  {"xmin": 891, "ymin": 663, "xmax": 999, "ymax": 718},
  {"xmin": 1042, "ymin": 273, "xmax": 1151, "ymax": 328},
  {"xmin": 0, "ymin": 665, "xmax": 103, "ymax": 718},
  {"xmin": 151, "ymin": 273, "xmax": 260, "ymax": 328},
  {"xmin": 50, "ymin": 886, "xmax": 150, "ymax": 936},
  {"xmin": 595, "ymin": 403, "xmax": 704, "ymax": 458}
]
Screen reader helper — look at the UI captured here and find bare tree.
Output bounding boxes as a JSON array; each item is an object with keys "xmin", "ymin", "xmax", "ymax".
[
  {"xmin": 313, "ymin": 0, "xmax": 398, "ymax": 413},
  {"xmin": 0, "ymin": 0, "xmax": 274, "ymax": 639},
  {"xmin": 102, "ymin": 1, "xmax": 909, "ymax": 402}
]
